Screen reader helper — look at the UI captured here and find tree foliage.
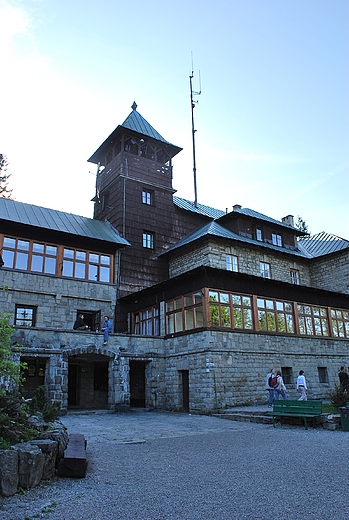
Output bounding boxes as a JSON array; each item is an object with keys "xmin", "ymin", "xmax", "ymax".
[
  {"xmin": 0, "ymin": 154, "xmax": 13, "ymax": 199},
  {"xmin": 0, "ymin": 312, "xmax": 23, "ymax": 389},
  {"xmin": 295, "ymin": 216, "xmax": 310, "ymax": 235}
]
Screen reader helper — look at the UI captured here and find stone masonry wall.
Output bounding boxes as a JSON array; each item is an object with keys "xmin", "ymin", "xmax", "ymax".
[
  {"xmin": 309, "ymin": 251, "xmax": 349, "ymax": 295},
  {"xmin": 169, "ymin": 240, "xmax": 311, "ymax": 287}
]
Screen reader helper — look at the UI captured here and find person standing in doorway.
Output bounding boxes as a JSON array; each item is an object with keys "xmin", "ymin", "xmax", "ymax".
[
  {"xmin": 296, "ymin": 370, "xmax": 307, "ymax": 401},
  {"xmin": 265, "ymin": 368, "xmax": 278, "ymax": 408},
  {"xmin": 101, "ymin": 315, "xmax": 112, "ymax": 345},
  {"xmin": 276, "ymin": 370, "xmax": 287, "ymax": 400},
  {"xmin": 338, "ymin": 367, "xmax": 349, "ymax": 392}
]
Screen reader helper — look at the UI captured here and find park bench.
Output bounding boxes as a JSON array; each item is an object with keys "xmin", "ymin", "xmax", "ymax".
[
  {"xmin": 57, "ymin": 433, "xmax": 88, "ymax": 478},
  {"xmin": 267, "ymin": 400, "xmax": 323, "ymax": 430}
]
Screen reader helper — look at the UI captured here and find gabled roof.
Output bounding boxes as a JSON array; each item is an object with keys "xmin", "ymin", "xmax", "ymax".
[
  {"xmin": 161, "ymin": 220, "xmax": 309, "ymax": 258},
  {"xmin": 218, "ymin": 206, "xmax": 300, "ymax": 232},
  {"xmin": 299, "ymin": 232, "xmax": 349, "ymax": 258},
  {"xmin": 0, "ymin": 198, "xmax": 130, "ymax": 247},
  {"xmin": 173, "ymin": 196, "xmax": 226, "ymax": 219},
  {"xmin": 88, "ymin": 102, "xmax": 182, "ymax": 164}
]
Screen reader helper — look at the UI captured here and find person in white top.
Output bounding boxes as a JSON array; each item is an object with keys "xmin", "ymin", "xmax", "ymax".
[{"xmin": 296, "ymin": 370, "xmax": 307, "ymax": 401}]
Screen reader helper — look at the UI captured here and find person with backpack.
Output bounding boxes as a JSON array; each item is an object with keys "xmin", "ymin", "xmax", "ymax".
[{"xmin": 265, "ymin": 368, "xmax": 278, "ymax": 407}]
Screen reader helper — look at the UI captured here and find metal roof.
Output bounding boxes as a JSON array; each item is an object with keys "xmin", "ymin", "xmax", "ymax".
[
  {"xmin": 173, "ymin": 196, "xmax": 226, "ymax": 219},
  {"xmin": 299, "ymin": 232, "xmax": 349, "ymax": 258},
  {"xmin": 0, "ymin": 198, "xmax": 130, "ymax": 247},
  {"xmin": 219, "ymin": 206, "xmax": 299, "ymax": 231},
  {"xmin": 88, "ymin": 103, "xmax": 182, "ymax": 164},
  {"xmin": 161, "ymin": 220, "xmax": 309, "ymax": 258}
]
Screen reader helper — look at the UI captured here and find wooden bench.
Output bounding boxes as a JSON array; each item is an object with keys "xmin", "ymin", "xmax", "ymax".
[
  {"xmin": 57, "ymin": 433, "xmax": 88, "ymax": 478},
  {"xmin": 267, "ymin": 400, "xmax": 323, "ymax": 430}
]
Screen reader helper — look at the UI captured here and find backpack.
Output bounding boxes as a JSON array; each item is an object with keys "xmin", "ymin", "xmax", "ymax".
[{"xmin": 268, "ymin": 375, "xmax": 278, "ymax": 388}]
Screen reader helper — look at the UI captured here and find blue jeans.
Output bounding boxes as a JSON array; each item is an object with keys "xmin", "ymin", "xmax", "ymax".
[
  {"xmin": 268, "ymin": 389, "xmax": 278, "ymax": 406},
  {"xmin": 278, "ymin": 389, "xmax": 287, "ymax": 400}
]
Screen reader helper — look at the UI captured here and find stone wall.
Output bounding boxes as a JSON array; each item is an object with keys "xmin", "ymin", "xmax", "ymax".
[
  {"xmin": 309, "ymin": 250, "xmax": 349, "ymax": 295},
  {"xmin": 168, "ymin": 239, "xmax": 311, "ymax": 287}
]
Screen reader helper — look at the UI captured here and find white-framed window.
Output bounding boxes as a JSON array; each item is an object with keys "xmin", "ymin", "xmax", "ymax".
[
  {"xmin": 226, "ymin": 255, "xmax": 238, "ymax": 272},
  {"xmin": 142, "ymin": 232, "xmax": 154, "ymax": 249},
  {"xmin": 142, "ymin": 190, "xmax": 152, "ymax": 205},
  {"xmin": 272, "ymin": 233, "xmax": 282, "ymax": 247},
  {"xmin": 260, "ymin": 261, "xmax": 271, "ymax": 279},
  {"xmin": 256, "ymin": 229, "xmax": 263, "ymax": 241},
  {"xmin": 290, "ymin": 269, "xmax": 300, "ymax": 284}
]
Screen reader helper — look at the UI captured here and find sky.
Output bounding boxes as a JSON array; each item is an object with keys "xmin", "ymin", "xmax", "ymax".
[{"xmin": 1, "ymin": 0, "xmax": 348, "ymax": 238}]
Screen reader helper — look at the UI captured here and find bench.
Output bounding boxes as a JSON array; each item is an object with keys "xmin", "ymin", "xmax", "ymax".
[
  {"xmin": 267, "ymin": 400, "xmax": 323, "ymax": 430},
  {"xmin": 57, "ymin": 433, "xmax": 88, "ymax": 478}
]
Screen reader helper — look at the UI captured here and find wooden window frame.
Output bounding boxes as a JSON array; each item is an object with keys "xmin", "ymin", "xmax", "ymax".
[
  {"xmin": 133, "ymin": 306, "xmax": 160, "ymax": 336},
  {"xmin": 290, "ymin": 269, "xmax": 300, "ymax": 285},
  {"xmin": 165, "ymin": 291, "xmax": 204, "ymax": 334},
  {"xmin": 260, "ymin": 261, "xmax": 271, "ymax": 279},
  {"xmin": 15, "ymin": 305, "xmax": 37, "ymax": 327}
]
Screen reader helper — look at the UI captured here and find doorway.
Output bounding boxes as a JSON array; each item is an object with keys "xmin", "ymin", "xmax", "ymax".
[
  {"xmin": 180, "ymin": 370, "xmax": 189, "ymax": 412},
  {"xmin": 129, "ymin": 361, "xmax": 146, "ymax": 407},
  {"xmin": 20, "ymin": 357, "xmax": 47, "ymax": 398}
]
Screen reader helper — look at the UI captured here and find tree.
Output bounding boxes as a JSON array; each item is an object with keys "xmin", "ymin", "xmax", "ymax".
[
  {"xmin": 0, "ymin": 154, "xmax": 13, "ymax": 199},
  {"xmin": 0, "ymin": 313, "xmax": 24, "ymax": 390},
  {"xmin": 295, "ymin": 216, "xmax": 310, "ymax": 235}
]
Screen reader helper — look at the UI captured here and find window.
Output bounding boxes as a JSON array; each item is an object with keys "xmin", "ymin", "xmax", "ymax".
[
  {"xmin": 257, "ymin": 298, "xmax": 294, "ymax": 333},
  {"xmin": 260, "ymin": 262, "xmax": 271, "ymax": 279},
  {"xmin": 226, "ymin": 255, "xmax": 238, "ymax": 272},
  {"xmin": 142, "ymin": 190, "xmax": 152, "ymax": 205},
  {"xmin": 15, "ymin": 305, "xmax": 36, "ymax": 327},
  {"xmin": 142, "ymin": 232, "xmax": 154, "ymax": 249},
  {"xmin": 297, "ymin": 305, "xmax": 329, "ymax": 336},
  {"xmin": 318, "ymin": 367, "xmax": 329, "ymax": 383},
  {"xmin": 330, "ymin": 308, "xmax": 349, "ymax": 338},
  {"xmin": 62, "ymin": 249, "xmax": 111, "ymax": 282},
  {"xmin": 290, "ymin": 269, "xmax": 300, "ymax": 285},
  {"xmin": 166, "ymin": 292, "xmax": 204, "ymax": 334},
  {"xmin": 133, "ymin": 307, "xmax": 160, "ymax": 335},
  {"xmin": 209, "ymin": 291, "xmax": 253, "ymax": 330},
  {"xmin": 272, "ymin": 233, "xmax": 282, "ymax": 247},
  {"xmin": 281, "ymin": 367, "xmax": 293, "ymax": 386},
  {"xmin": 256, "ymin": 229, "xmax": 263, "ymax": 241},
  {"xmin": 76, "ymin": 310, "xmax": 101, "ymax": 332},
  {"xmin": 0, "ymin": 235, "xmax": 112, "ymax": 282}
]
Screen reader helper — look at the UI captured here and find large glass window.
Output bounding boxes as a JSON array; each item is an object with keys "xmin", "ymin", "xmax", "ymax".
[
  {"xmin": 257, "ymin": 298, "xmax": 294, "ymax": 333},
  {"xmin": 0, "ymin": 235, "xmax": 112, "ymax": 282},
  {"xmin": 297, "ymin": 305, "xmax": 329, "ymax": 336},
  {"xmin": 133, "ymin": 307, "xmax": 159, "ymax": 335},
  {"xmin": 209, "ymin": 291, "xmax": 253, "ymax": 330},
  {"xmin": 330, "ymin": 309, "xmax": 349, "ymax": 338},
  {"xmin": 165, "ymin": 292, "xmax": 204, "ymax": 334}
]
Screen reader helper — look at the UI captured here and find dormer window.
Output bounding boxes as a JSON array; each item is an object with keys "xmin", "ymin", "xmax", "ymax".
[
  {"xmin": 256, "ymin": 229, "xmax": 263, "ymax": 241},
  {"xmin": 272, "ymin": 233, "xmax": 282, "ymax": 247}
]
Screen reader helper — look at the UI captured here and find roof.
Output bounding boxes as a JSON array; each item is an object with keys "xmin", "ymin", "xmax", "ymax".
[
  {"xmin": 218, "ymin": 206, "xmax": 300, "ymax": 232},
  {"xmin": 173, "ymin": 196, "xmax": 226, "ymax": 219},
  {"xmin": 161, "ymin": 220, "xmax": 309, "ymax": 258},
  {"xmin": 0, "ymin": 198, "xmax": 130, "ymax": 247},
  {"xmin": 299, "ymin": 232, "xmax": 349, "ymax": 258},
  {"xmin": 88, "ymin": 102, "xmax": 182, "ymax": 164}
]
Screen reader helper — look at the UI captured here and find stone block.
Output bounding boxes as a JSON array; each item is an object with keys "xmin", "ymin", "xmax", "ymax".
[
  {"xmin": 0, "ymin": 449, "xmax": 19, "ymax": 497},
  {"xmin": 29, "ymin": 439, "xmax": 58, "ymax": 479},
  {"xmin": 11, "ymin": 442, "xmax": 45, "ymax": 489}
]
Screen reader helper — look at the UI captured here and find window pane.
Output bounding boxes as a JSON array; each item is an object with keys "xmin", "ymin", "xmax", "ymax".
[
  {"xmin": 210, "ymin": 305, "xmax": 219, "ymax": 326},
  {"xmin": 2, "ymin": 249, "xmax": 14, "ymax": 267},
  {"xmin": 33, "ymin": 243, "xmax": 44, "ymax": 253},
  {"xmin": 234, "ymin": 308, "xmax": 243, "ymax": 328},
  {"xmin": 76, "ymin": 251, "xmax": 86, "ymax": 261},
  {"xmin": 88, "ymin": 264, "xmax": 98, "ymax": 280},
  {"xmin": 89, "ymin": 253, "xmax": 99, "ymax": 263},
  {"xmin": 174, "ymin": 298, "xmax": 182, "ymax": 310},
  {"xmin": 244, "ymin": 309, "xmax": 253, "ymax": 329},
  {"xmin": 175, "ymin": 312, "xmax": 183, "ymax": 332},
  {"xmin": 15, "ymin": 252, "xmax": 28, "ymax": 270},
  {"xmin": 209, "ymin": 291, "xmax": 219, "ymax": 302},
  {"xmin": 267, "ymin": 312, "xmax": 276, "ymax": 330},
  {"xmin": 185, "ymin": 309, "xmax": 194, "ymax": 330},
  {"xmin": 18, "ymin": 240, "xmax": 29, "ymax": 251},
  {"xmin": 286, "ymin": 314, "xmax": 294, "ymax": 333},
  {"xmin": 100, "ymin": 266, "xmax": 110, "ymax": 282},
  {"xmin": 242, "ymin": 296, "xmax": 251, "ymax": 306},
  {"xmin": 46, "ymin": 245, "xmax": 57, "ymax": 255},
  {"xmin": 194, "ymin": 292, "xmax": 203, "ymax": 305},
  {"xmin": 195, "ymin": 307, "xmax": 204, "ymax": 327},
  {"xmin": 31, "ymin": 255, "xmax": 44, "ymax": 272},
  {"xmin": 258, "ymin": 310, "xmax": 267, "ymax": 330},
  {"xmin": 100, "ymin": 255, "xmax": 110, "ymax": 265},
  {"xmin": 63, "ymin": 260, "xmax": 74, "ymax": 277},
  {"xmin": 44, "ymin": 257, "xmax": 56, "ymax": 274},
  {"xmin": 220, "ymin": 293, "xmax": 229, "ymax": 304},
  {"xmin": 167, "ymin": 314, "xmax": 174, "ymax": 334},
  {"xmin": 266, "ymin": 300, "xmax": 274, "ymax": 309},
  {"xmin": 184, "ymin": 295, "xmax": 193, "ymax": 306},
  {"xmin": 75, "ymin": 262, "xmax": 85, "ymax": 279},
  {"xmin": 221, "ymin": 306, "xmax": 231, "ymax": 327},
  {"xmin": 64, "ymin": 248, "xmax": 74, "ymax": 259},
  {"xmin": 232, "ymin": 294, "xmax": 241, "ymax": 305},
  {"xmin": 4, "ymin": 237, "xmax": 15, "ymax": 248}
]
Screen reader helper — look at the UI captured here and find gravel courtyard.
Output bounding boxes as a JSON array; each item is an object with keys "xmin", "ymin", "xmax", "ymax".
[{"xmin": 1, "ymin": 410, "xmax": 348, "ymax": 520}]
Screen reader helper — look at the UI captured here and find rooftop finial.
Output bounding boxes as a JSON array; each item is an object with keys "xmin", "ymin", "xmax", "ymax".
[{"xmin": 131, "ymin": 101, "xmax": 137, "ymax": 111}]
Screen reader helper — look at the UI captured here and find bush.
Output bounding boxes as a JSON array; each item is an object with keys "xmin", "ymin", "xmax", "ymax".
[
  {"xmin": 28, "ymin": 385, "xmax": 61, "ymax": 422},
  {"xmin": 328, "ymin": 385, "xmax": 348, "ymax": 411}
]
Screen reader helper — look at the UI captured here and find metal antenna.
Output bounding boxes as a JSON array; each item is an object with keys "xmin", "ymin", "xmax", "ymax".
[{"xmin": 189, "ymin": 56, "xmax": 201, "ymax": 207}]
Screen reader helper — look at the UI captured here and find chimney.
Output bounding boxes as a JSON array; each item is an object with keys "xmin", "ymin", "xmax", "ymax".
[
  {"xmin": 233, "ymin": 204, "xmax": 242, "ymax": 211},
  {"xmin": 282, "ymin": 215, "xmax": 294, "ymax": 227}
]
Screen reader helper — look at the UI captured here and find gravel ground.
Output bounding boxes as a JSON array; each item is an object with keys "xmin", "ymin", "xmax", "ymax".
[{"xmin": 1, "ymin": 409, "xmax": 348, "ymax": 520}]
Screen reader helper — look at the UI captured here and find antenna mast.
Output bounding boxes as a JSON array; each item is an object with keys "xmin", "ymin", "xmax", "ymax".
[{"xmin": 189, "ymin": 59, "xmax": 201, "ymax": 207}]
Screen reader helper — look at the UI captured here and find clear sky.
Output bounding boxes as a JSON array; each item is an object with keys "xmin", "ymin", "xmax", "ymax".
[{"xmin": 1, "ymin": 0, "xmax": 348, "ymax": 238}]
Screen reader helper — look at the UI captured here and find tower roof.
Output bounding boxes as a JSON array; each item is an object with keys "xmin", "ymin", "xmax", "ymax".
[{"xmin": 88, "ymin": 102, "xmax": 182, "ymax": 164}]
